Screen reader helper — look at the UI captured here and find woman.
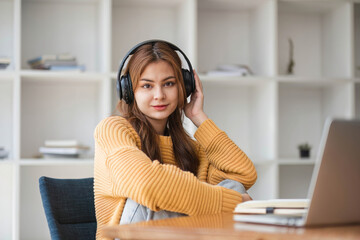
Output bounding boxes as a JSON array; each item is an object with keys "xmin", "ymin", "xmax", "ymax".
[{"xmin": 94, "ymin": 40, "xmax": 257, "ymax": 239}]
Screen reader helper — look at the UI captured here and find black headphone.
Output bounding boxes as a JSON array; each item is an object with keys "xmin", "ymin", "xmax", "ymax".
[{"xmin": 117, "ymin": 39, "xmax": 196, "ymax": 104}]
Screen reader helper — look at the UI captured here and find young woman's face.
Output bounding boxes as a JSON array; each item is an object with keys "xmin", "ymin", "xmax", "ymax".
[{"xmin": 134, "ymin": 60, "xmax": 179, "ymax": 127}]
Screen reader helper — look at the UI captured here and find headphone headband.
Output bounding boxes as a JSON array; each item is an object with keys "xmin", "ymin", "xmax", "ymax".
[{"xmin": 117, "ymin": 39, "xmax": 195, "ymax": 101}]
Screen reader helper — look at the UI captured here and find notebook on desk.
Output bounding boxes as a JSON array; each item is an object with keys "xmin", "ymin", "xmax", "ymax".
[{"xmin": 234, "ymin": 119, "xmax": 360, "ymax": 227}]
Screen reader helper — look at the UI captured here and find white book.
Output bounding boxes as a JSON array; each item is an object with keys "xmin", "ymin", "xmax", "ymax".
[
  {"xmin": 235, "ymin": 199, "xmax": 309, "ymax": 209},
  {"xmin": 44, "ymin": 140, "xmax": 80, "ymax": 147},
  {"xmin": 0, "ymin": 57, "xmax": 11, "ymax": 64},
  {"xmin": 234, "ymin": 199, "xmax": 309, "ymax": 216},
  {"xmin": 39, "ymin": 147, "xmax": 87, "ymax": 155},
  {"xmin": 42, "ymin": 153, "xmax": 80, "ymax": 159},
  {"xmin": 206, "ymin": 70, "xmax": 248, "ymax": 77},
  {"xmin": 235, "ymin": 208, "xmax": 307, "ymax": 216}
]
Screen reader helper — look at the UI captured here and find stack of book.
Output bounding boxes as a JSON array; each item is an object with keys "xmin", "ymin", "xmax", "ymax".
[
  {"xmin": 0, "ymin": 57, "xmax": 11, "ymax": 70},
  {"xmin": 27, "ymin": 54, "xmax": 85, "ymax": 71},
  {"xmin": 207, "ymin": 64, "xmax": 253, "ymax": 77},
  {"xmin": 39, "ymin": 140, "xmax": 89, "ymax": 159},
  {"xmin": 0, "ymin": 147, "xmax": 9, "ymax": 159},
  {"xmin": 234, "ymin": 199, "xmax": 309, "ymax": 216}
]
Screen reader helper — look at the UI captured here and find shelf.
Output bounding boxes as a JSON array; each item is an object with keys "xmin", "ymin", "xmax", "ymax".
[
  {"xmin": 20, "ymin": 80, "xmax": 101, "ymax": 158},
  {"xmin": 0, "ymin": 71, "xmax": 15, "ymax": 81},
  {"xmin": 276, "ymin": 76, "xmax": 355, "ymax": 87},
  {"xmin": 278, "ymin": 81, "xmax": 353, "ymax": 159},
  {"xmin": 278, "ymin": 0, "xmax": 352, "ymax": 77},
  {"xmin": 356, "ymin": 83, "xmax": 360, "ymax": 119},
  {"xmin": 0, "ymin": 163, "xmax": 13, "ymax": 240},
  {"xmin": 19, "ymin": 158, "xmax": 94, "ymax": 166},
  {"xmin": 203, "ymin": 81, "xmax": 276, "ymax": 160},
  {"xmin": 21, "ymin": 0, "xmax": 102, "ymax": 71},
  {"xmin": 20, "ymin": 70, "xmax": 106, "ymax": 82},
  {"xmin": 355, "ymin": 3, "xmax": 360, "ymax": 78},
  {"xmin": 0, "ymin": 160, "xmax": 14, "ymax": 165},
  {"xmin": 200, "ymin": 74, "xmax": 272, "ymax": 86},
  {"xmin": 279, "ymin": 164, "xmax": 314, "ymax": 199},
  {"xmin": 249, "ymin": 161, "xmax": 278, "ymax": 200},
  {"xmin": 0, "ymin": 0, "xmax": 14, "ymax": 72},
  {"xmin": 0, "ymin": 80, "xmax": 13, "ymax": 159},
  {"xmin": 111, "ymin": 0, "xmax": 194, "ymax": 72},
  {"xmin": 278, "ymin": 158, "xmax": 316, "ymax": 165},
  {"xmin": 252, "ymin": 159, "xmax": 277, "ymax": 166},
  {"xmin": 198, "ymin": 0, "xmax": 275, "ymax": 76}
]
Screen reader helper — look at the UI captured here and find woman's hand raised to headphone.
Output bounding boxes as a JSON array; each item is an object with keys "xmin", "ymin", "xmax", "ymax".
[{"xmin": 184, "ymin": 69, "xmax": 209, "ymax": 127}]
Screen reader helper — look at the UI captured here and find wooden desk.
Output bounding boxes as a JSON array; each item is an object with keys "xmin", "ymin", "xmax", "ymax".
[{"xmin": 103, "ymin": 213, "xmax": 360, "ymax": 240}]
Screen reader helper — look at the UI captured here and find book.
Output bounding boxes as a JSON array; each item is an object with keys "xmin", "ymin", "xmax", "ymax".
[
  {"xmin": 0, "ymin": 57, "xmax": 11, "ymax": 70},
  {"xmin": 234, "ymin": 199, "xmax": 309, "ymax": 216},
  {"xmin": 27, "ymin": 54, "xmax": 78, "ymax": 69},
  {"xmin": 49, "ymin": 65, "xmax": 85, "ymax": 72},
  {"xmin": 29, "ymin": 59, "xmax": 78, "ymax": 68},
  {"xmin": 42, "ymin": 153, "xmax": 80, "ymax": 159},
  {"xmin": 44, "ymin": 140, "xmax": 80, "ymax": 147},
  {"xmin": 39, "ymin": 147, "xmax": 88, "ymax": 155},
  {"xmin": 27, "ymin": 54, "xmax": 75, "ymax": 64},
  {"xmin": 0, "ymin": 148, "xmax": 9, "ymax": 159},
  {"xmin": 207, "ymin": 64, "xmax": 253, "ymax": 77},
  {"xmin": 0, "ymin": 64, "xmax": 10, "ymax": 70},
  {"xmin": 0, "ymin": 57, "xmax": 11, "ymax": 64},
  {"xmin": 235, "ymin": 208, "xmax": 307, "ymax": 216}
]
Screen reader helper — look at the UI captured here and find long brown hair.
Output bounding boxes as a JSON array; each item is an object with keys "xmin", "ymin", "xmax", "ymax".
[{"xmin": 116, "ymin": 42, "xmax": 199, "ymax": 175}]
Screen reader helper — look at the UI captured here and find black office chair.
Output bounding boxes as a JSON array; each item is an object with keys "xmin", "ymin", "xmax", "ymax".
[{"xmin": 39, "ymin": 176, "xmax": 97, "ymax": 240}]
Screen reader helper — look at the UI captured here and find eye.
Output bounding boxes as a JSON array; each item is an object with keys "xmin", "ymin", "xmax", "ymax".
[
  {"xmin": 142, "ymin": 84, "xmax": 152, "ymax": 89},
  {"xmin": 164, "ymin": 81, "xmax": 175, "ymax": 87}
]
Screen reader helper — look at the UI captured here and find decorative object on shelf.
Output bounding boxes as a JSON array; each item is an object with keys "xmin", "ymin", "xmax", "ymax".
[
  {"xmin": 27, "ymin": 53, "xmax": 85, "ymax": 71},
  {"xmin": 287, "ymin": 38, "xmax": 295, "ymax": 75},
  {"xmin": 298, "ymin": 142, "xmax": 311, "ymax": 158},
  {"xmin": 39, "ymin": 140, "xmax": 90, "ymax": 159},
  {"xmin": 207, "ymin": 64, "xmax": 253, "ymax": 77},
  {"xmin": 0, "ymin": 147, "xmax": 9, "ymax": 159},
  {"xmin": 0, "ymin": 56, "xmax": 11, "ymax": 70}
]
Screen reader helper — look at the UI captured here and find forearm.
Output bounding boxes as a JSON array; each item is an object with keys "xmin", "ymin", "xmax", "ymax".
[
  {"xmin": 106, "ymin": 147, "xmax": 242, "ymax": 215},
  {"xmin": 195, "ymin": 119, "xmax": 257, "ymax": 187}
]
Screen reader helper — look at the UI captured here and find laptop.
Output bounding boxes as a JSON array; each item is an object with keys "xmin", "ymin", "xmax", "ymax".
[{"xmin": 234, "ymin": 118, "xmax": 360, "ymax": 227}]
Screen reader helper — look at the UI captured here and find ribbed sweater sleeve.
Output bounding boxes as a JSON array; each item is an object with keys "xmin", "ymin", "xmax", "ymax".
[
  {"xmin": 94, "ymin": 116, "xmax": 242, "ymax": 217},
  {"xmin": 194, "ymin": 119, "xmax": 257, "ymax": 189}
]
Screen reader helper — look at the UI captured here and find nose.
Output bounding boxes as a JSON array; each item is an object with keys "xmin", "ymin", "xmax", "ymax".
[{"xmin": 154, "ymin": 86, "xmax": 165, "ymax": 100}]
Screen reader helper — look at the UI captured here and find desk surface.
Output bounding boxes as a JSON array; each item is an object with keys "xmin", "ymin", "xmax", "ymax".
[{"xmin": 103, "ymin": 213, "xmax": 360, "ymax": 240}]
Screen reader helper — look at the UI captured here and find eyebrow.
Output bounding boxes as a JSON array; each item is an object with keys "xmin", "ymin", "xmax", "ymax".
[{"xmin": 140, "ymin": 76, "xmax": 175, "ymax": 82}]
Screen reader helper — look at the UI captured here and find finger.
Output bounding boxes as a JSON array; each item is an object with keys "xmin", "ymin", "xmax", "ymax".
[{"xmin": 193, "ymin": 69, "xmax": 203, "ymax": 91}]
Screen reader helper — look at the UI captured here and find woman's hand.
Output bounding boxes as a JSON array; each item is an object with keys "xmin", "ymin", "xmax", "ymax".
[
  {"xmin": 241, "ymin": 193, "xmax": 253, "ymax": 202},
  {"xmin": 184, "ymin": 69, "xmax": 209, "ymax": 127}
]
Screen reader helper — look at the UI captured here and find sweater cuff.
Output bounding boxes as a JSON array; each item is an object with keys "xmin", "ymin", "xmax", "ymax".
[
  {"xmin": 194, "ymin": 119, "xmax": 222, "ymax": 149},
  {"xmin": 221, "ymin": 187, "xmax": 243, "ymax": 213}
]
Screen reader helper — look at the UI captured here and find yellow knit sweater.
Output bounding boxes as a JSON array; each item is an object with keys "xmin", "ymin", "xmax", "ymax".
[{"xmin": 94, "ymin": 116, "xmax": 257, "ymax": 239}]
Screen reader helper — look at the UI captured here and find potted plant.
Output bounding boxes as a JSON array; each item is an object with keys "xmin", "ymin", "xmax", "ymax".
[{"xmin": 298, "ymin": 142, "xmax": 311, "ymax": 158}]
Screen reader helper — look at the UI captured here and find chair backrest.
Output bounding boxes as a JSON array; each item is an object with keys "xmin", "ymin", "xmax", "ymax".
[{"xmin": 39, "ymin": 176, "xmax": 97, "ymax": 240}]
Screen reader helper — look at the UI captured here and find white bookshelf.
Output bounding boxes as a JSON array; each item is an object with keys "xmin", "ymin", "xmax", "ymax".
[
  {"xmin": 197, "ymin": 0, "xmax": 276, "ymax": 76},
  {"xmin": 356, "ymin": 3, "xmax": 360, "ymax": 77},
  {"xmin": 356, "ymin": 82, "xmax": 360, "ymax": 118},
  {"xmin": 0, "ymin": 0, "xmax": 359, "ymax": 239}
]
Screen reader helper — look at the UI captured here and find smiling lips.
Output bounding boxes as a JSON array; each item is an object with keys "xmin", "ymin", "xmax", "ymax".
[{"xmin": 152, "ymin": 105, "xmax": 168, "ymax": 111}]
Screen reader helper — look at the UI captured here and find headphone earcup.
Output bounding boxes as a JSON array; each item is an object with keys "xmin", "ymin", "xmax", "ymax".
[
  {"xmin": 182, "ymin": 69, "xmax": 195, "ymax": 97},
  {"xmin": 120, "ymin": 73, "xmax": 134, "ymax": 104}
]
